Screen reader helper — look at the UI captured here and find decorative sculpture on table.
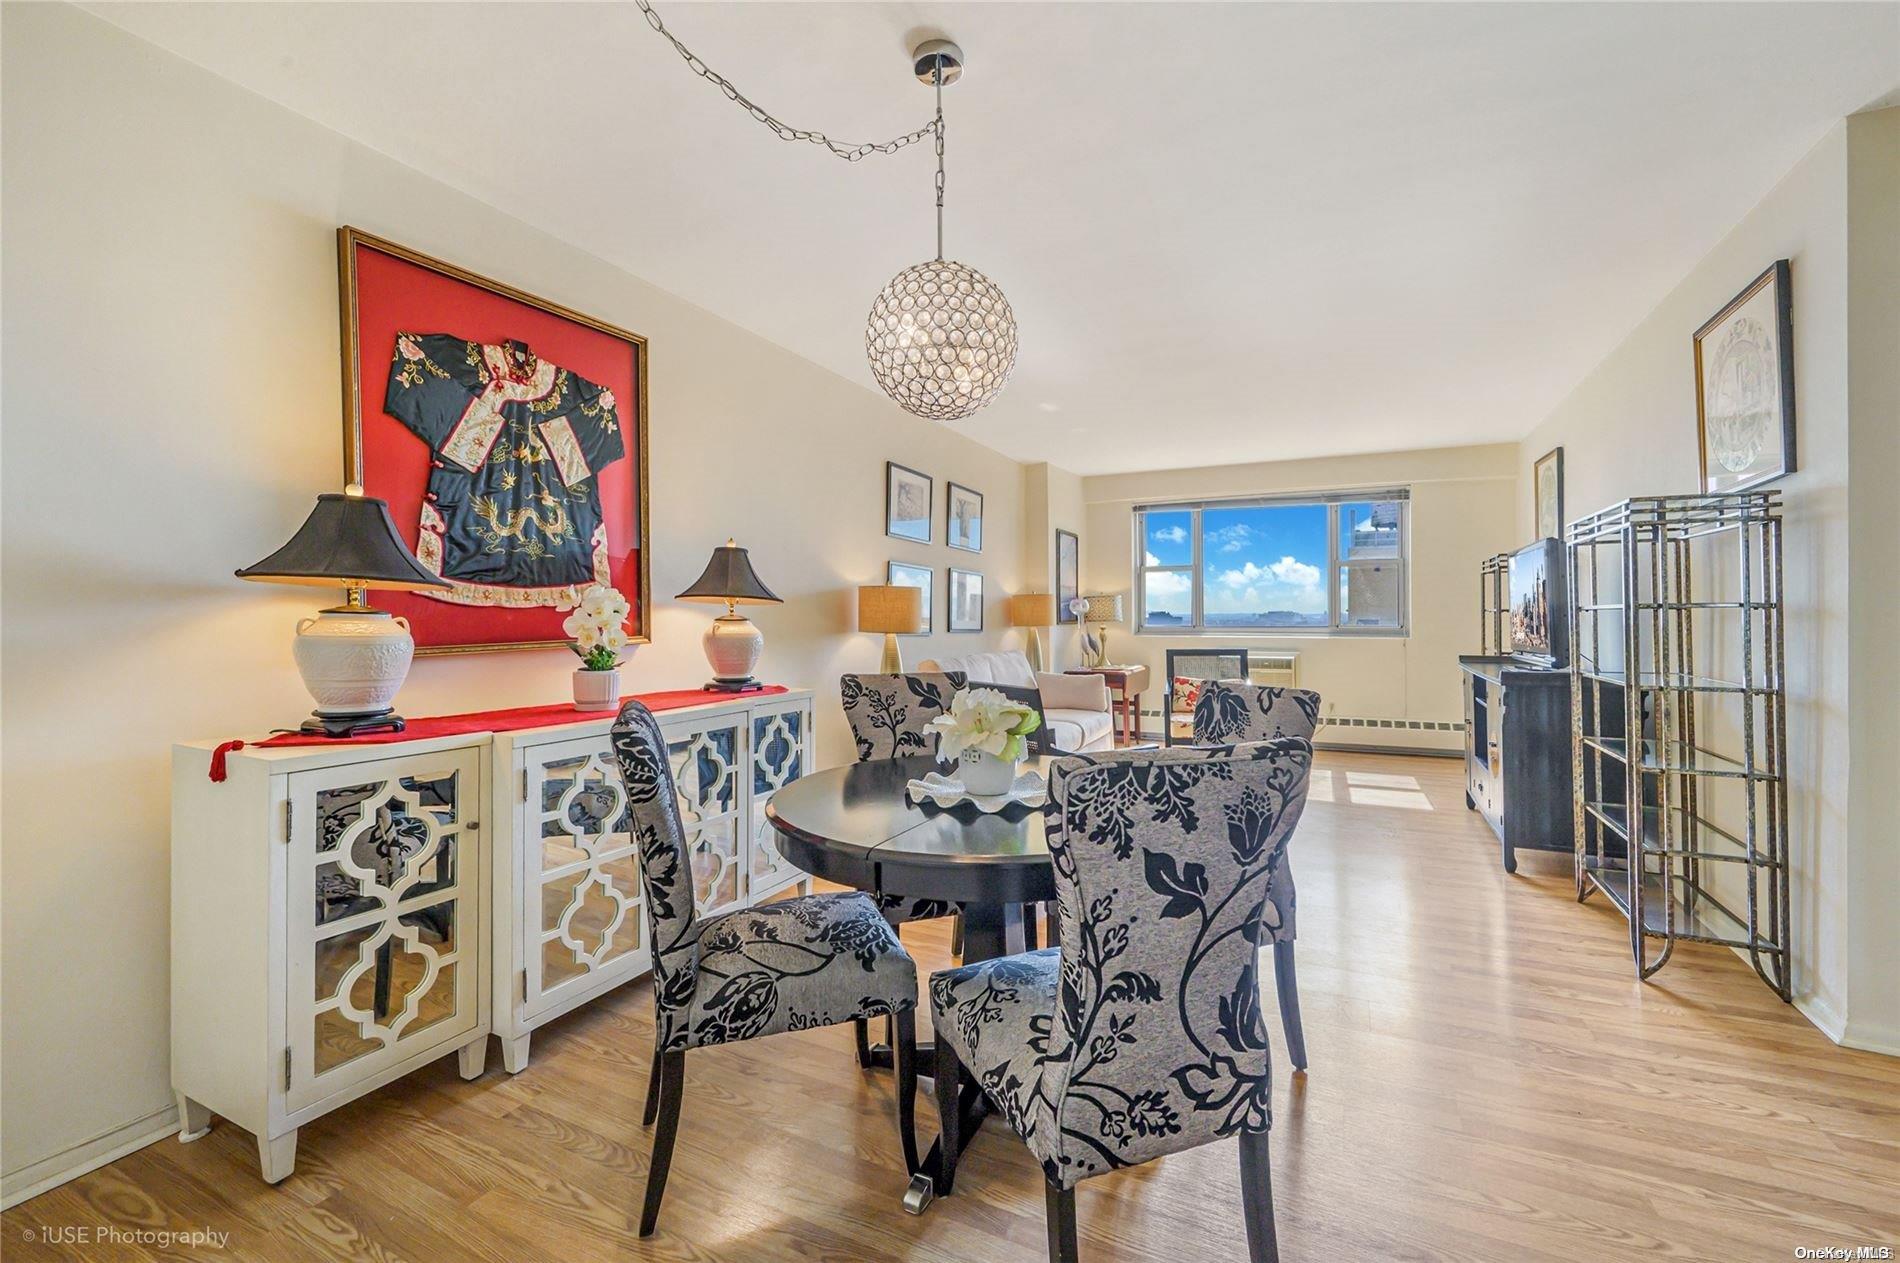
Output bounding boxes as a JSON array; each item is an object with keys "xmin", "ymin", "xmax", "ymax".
[{"xmin": 338, "ymin": 228, "xmax": 650, "ymax": 653}]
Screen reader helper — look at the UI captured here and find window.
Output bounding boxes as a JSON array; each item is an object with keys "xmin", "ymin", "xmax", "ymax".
[{"xmin": 1135, "ymin": 491, "xmax": 1408, "ymax": 634}]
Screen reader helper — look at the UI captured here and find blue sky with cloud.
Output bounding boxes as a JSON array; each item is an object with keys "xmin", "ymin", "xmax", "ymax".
[{"xmin": 1143, "ymin": 506, "xmax": 1329, "ymax": 617}]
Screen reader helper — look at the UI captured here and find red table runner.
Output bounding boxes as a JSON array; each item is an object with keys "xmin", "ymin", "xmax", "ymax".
[{"xmin": 208, "ymin": 685, "xmax": 789, "ymax": 780}]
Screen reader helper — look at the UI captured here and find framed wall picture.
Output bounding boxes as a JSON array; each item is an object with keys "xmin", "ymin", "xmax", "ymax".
[
  {"xmin": 338, "ymin": 228, "xmax": 649, "ymax": 655},
  {"xmin": 948, "ymin": 568, "xmax": 985, "ymax": 631},
  {"xmin": 946, "ymin": 482, "xmax": 984, "ymax": 553},
  {"xmin": 1533, "ymin": 446, "xmax": 1564, "ymax": 541},
  {"xmin": 888, "ymin": 561, "xmax": 933, "ymax": 634},
  {"xmin": 1695, "ymin": 259, "xmax": 1796, "ymax": 494},
  {"xmin": 886, "ymin": 461, "xmax": 933, "ymax": 543},
  {"xmin": 1055, "ymin": 529, "xmax": 1081, "ymax": 623}
]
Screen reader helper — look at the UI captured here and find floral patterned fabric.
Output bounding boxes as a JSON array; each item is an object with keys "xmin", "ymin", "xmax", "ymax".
[
  {"xmin": 928, "ymin": 739, "xmax": 1313, "ymax": 1189},
  {"xmin": 839, "ymin": 672, "xmax": 967, "ymax": 762},
  {"xmin": 1191, "ymin": 682, "xmax": 1321, "ymax": 745},
  {"xmin": 611, "ymin": 701, "xmax": 917, "ymax": 1054},
  {"xmin": 1190, "ymin": 683, "xmax": 1319, "ymax": 940},
  {"xmin": 840, "ymin": 673, "xmax": 967, "ymax": 926}
]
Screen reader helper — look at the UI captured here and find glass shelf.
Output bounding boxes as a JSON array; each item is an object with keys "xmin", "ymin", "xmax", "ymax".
[
  {"xmin": 1576, "ymin": 669, "xmax": 1767, "ymax": 695},
  {"xmin": 1580, "ymin": 736, "xmax": 1780, "ymax": 781},
  {"xmin": 1580, "ymin": 858, "xmax": 1769, "ymax": 952},
  {"xmin": 1579, "ymin": 800, "xmax": 1772, "ymax": 865}
]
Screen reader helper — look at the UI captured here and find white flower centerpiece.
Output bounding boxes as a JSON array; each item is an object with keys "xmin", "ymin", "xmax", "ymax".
[
  {"xmin": 928, "ymin": 687, "xmax": 1043, "ymax": 796},
  {"xmin": 563, "ymin": 583, "xmax": 633, "ymax": 711}
]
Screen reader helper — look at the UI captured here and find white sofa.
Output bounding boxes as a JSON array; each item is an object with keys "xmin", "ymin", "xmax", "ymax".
[{"xmin": 918, "ymin": 649, "xmax": 1116, "ymax": 753}]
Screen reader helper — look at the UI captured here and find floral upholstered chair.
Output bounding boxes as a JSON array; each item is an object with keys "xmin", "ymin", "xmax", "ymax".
[
  {"xmin": 610, "ymin": 701, "xmax": 921, "ymax": 1237},
  {"xmin": 927, "ymin": 740, "xmax": 1313, "ymax": 1263},
  {"xmin": 839, "ymin": 672, "xmax": 972, "ymax": 1055},
  {"xmin": 1191, "ymin": 682, "xmax": 1321, "ymax": 1070}
]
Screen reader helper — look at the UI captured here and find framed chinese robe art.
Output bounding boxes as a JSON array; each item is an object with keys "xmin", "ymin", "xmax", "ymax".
[{"xmin": 338, "ymin": 228, "xmax": 650, "ymax": 653}]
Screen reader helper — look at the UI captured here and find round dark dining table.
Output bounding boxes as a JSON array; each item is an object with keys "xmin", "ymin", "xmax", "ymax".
[
  {"xmin": 765, "ymin": 753, "xmax": 1056, "ymax": 963},
  {"xmin": 765, "ymin": 751, "xmax": 1056, "ymax": 1212}
]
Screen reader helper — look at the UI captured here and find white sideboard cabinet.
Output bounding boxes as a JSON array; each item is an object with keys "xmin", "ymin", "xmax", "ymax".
[{"xmin": 172, "ymin": 688, "xmax": 814, "ymax": 1182}]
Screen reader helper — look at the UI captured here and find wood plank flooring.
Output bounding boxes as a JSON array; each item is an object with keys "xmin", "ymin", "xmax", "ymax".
[{"xmin": 8, "ymin": 751, "xmax": 1896, "ymax": 1261}]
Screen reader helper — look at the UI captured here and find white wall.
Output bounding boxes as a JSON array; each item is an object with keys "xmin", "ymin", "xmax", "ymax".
[
  {"xmin": 0, "ymin": 3, "xmax": 1033, "ymax": 1195},
  {"xmin": 1514, "ymin": 111, "xmax": 1900, "ymax": 1050},
  {"xmin": 1018, "ymin": 462, "xmax": 1089, "ymax": 668},
  {"xmin": 1083, "ymin": 444, "xmax": 1520, "ymax": 750}
]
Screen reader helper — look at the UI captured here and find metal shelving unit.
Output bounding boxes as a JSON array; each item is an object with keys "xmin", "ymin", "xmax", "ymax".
[
  {"xmin": 1479, "ymin": 552, "xmax": 1510, "ymax": 655},
  {"xmin": 1567, "ymin": 492, "xmax": 1790, "ymax": 1000}
]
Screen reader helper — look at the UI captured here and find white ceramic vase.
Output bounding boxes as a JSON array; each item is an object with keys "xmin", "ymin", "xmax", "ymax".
[
  {"xmin": 958, "ymin": 748, "xmax": 1022, "ymax": 796},
  {"xmin": 293, "ymin": 609, "xmax": 413, "ymax": 716},
  {"xmin": 573, "ymin": 667, "xmax": 621, "ymax": 712}
]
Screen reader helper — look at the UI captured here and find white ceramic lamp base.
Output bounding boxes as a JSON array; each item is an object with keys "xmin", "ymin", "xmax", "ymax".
[
  {"xmin": 291, "ymin": 607, "xmax": 414, "ymax": 736},
  {"xmin": 703, "ymin": 613, "xmax": 764, "ymax": 690}
]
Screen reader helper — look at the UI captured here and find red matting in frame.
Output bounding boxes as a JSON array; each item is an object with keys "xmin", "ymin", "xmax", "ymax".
[{"xmin": 339, "ymin": 229, "xmax": 648, "ymax": 654}]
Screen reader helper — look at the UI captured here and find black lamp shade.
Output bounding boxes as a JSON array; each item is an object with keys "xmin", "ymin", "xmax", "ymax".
[
  {"xmin": 236, "ymin": 493, "xmax": 449, "ymax": 590},
  {"xmin": 676, "ymin": 541, "xmax": 782, "ymax": 605}
]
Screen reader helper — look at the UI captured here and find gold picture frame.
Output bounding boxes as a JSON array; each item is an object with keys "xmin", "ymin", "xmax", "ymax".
[{"xmin": 336, "ymin": 227, "xmax": 651, "ymax": 655}]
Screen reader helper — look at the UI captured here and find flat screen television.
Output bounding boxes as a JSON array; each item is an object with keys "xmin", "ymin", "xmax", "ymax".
[{"xmin": 1508, "ymin": 538, "xmax": 1568, "ymax": 667}]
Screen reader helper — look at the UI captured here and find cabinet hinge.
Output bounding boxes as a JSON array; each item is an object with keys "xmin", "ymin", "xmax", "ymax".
[
  {"xmin": 521, "ymin": 768, "xmax": 529, "ymax": 803},
  {"xmin": 519, "ymin": 968, "xmax": 528, "ymax": 1005},
  {"xmin": 282, "ymin": 800, "xmax": 293, "ymax": 843},
  {"xmin": 282, "ymin": 1047, "xmax": 292, "ymax": 1091}
]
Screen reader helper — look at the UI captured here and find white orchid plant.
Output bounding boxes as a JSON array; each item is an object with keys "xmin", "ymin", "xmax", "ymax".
[
  {"xmin": 928, "ymin": 687, "xmax": 1043, "ymax": 765},
  {"xmin": 562, "ymin": 583, "xmax": 633, "ymax": 672}
]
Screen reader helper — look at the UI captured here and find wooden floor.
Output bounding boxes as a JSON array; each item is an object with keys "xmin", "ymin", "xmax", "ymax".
[{"xmin": 9, "ymin": 751, "xmax": 1897, "ymax": 1262}]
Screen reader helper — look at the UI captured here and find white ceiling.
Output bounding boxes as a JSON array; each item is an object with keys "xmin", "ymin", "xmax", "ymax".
[{"xmin": 89, "ymin": 2, "xmax": 1899, "ymax": 475}]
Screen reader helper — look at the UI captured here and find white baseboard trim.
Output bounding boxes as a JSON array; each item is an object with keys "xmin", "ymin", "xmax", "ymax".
[
  {"xmin": 2, "ymin": 1104, "xmax": 178, "ymax": 1210},
  {"xmin": 1794, "ymin": 989, "xmax": 1849, "ymax": 1044},
  {"xmin": 1841, "ymin": 1016, "xmax": 1900, "ymax": 1057}
]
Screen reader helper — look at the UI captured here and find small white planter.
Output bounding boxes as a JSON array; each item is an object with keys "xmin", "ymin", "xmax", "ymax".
[
  {"xmin": 573, "ymin": 668, "xmax": 621, "ymax": 712},
  {"xmin": 958, "ymin": 748, "xmax": 1022, "ymax": 796}
]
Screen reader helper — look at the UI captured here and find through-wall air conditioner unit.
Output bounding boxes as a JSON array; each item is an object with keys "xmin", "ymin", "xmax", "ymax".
[{"xmin": 1249, "ymin": 651, "xmax": 1299, "ymax": 688}]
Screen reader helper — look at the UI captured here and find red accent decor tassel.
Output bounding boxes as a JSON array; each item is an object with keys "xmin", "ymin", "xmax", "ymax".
[{"xmin": 208, "ymin": 740, "xmax": 245, "ymax": 783}]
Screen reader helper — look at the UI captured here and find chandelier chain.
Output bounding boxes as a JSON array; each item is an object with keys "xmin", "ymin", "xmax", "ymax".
[
  {"xmin": 634, "ymin": 0, "xmax": 941, "ymax": 163},
  {"xmin": 934, "ymin": 69, "xmax": 947, "ymax": 260}
]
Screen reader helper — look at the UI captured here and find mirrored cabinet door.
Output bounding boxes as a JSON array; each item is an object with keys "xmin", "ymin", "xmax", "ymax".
[
  {"xmin": 748, "ymin": 700, "xmax": 812, "ymax": 901},
  {"xmin": 521, "ymin": 736, "xmax": 649, "ymax": 1018},
  {"xmin": 286, "ymin": 748, "xmax": 483, "ymax": 1112},
  {"xmin": 661, "ymin": 715, "xmax": 747, "ymax": 919}
]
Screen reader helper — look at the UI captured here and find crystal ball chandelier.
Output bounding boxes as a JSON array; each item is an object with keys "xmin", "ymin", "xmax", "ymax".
[
  {"xmin": 863, "ymin": 41, "xmax": 1018, "ymax": 422},
  {"xmin": 635, "ymin": 8, "xmax": 1017, "ymax": 420},
  {"xmin": 866, "ymin": 259, "xmax": 1018, "ymax": 421}
]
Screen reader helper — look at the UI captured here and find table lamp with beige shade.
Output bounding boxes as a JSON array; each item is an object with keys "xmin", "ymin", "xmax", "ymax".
[
  {"xmin": 858, "ymin": 584, "xmax": 923, "ymax": 672},
  {"xmin": 1007, "ymin": 592, "xmax": 1056, "ymax": 671},
  {"xmin": 1080, "ymin": 593, "xmax": 1125, "ymax": 668}
]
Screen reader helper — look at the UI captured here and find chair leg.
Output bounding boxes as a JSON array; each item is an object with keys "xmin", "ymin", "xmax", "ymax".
[
  {"xmin": 933, "ymin": 1035, "xmax": 964, "ymax": 1196},
  {"xmin": 1044, "ymin": 1175, "xmax": 1079, "ymax": 1263},
  {"xmin": 951, "ymin": 912, "xmax": 964, "ymax": 960},
  {"xmin": 639, "ymin": 1050, "xmax": 686, "ymax": 1238},
  {"xmin": 854, "ymin": 1018, "xmax": 874, "ymax": 1069},
  {"xmin": 1023, "ymin": 904, "xmax": 1040, "ymax": 951},
  {"xmin": 893, "ymin": 1007, "xmax": 920, "ymax": 1175},
  {"xmin": 642, "ymin": 1044, "xmax": 662, "ymax": 1126},
  {"xmin": 1273, "ymin": 939, "xmax": 1308, "ymax": 1072},
  {"xmin": 1238, "ymin": 1129, "xmax": 1280, "ymax": 1263}
]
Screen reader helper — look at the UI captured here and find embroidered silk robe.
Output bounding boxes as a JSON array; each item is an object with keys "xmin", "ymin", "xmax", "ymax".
[{"xmin": 384, "ymin": 333, "xmax": 624, "ymax": 607}]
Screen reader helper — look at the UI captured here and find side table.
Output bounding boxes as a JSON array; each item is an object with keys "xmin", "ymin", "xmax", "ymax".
[{"xmin": 1066, "ymin": 665, "xmax": 1151, "ymax": 745}]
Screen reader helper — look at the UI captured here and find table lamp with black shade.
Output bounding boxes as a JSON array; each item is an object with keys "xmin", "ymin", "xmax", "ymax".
[
  {"xmin": 677, "ymin": 539, "xmax": 782, "ymax": 692},
  {"xmin": 236, "ymin": 487, "xmax": 451, "ymax": 736}
]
